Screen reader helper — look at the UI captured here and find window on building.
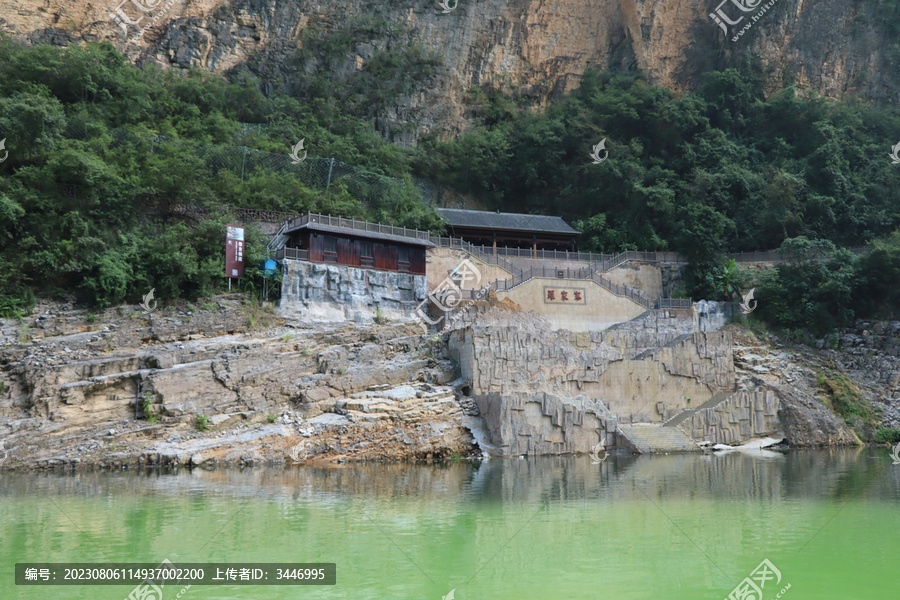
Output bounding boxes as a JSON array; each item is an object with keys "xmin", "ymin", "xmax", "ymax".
[
  {"xmin": 360, "ymin": 241, "xmax": 373, "ymax": 258},
  {"xmin": 324, "ymin": 236, "xmax": 337, "ymax": 253}
]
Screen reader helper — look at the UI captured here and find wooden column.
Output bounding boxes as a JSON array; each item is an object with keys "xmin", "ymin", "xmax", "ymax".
[{"xmin": 532, "ymin": 236, "xmax": 537, "ymax": 259}]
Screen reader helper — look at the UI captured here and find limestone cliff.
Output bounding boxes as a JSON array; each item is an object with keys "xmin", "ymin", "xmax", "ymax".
[{"xmin": 3, "ymin": 0, "xmax": 896, "ymax": 143}]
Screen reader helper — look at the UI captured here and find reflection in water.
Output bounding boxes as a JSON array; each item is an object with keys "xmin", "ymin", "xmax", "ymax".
[
  {"xmin": 2, "ymin": 446, "xmax": 895, "ymax": 502},
  {"xmin": 0, "ymin": 448, "xmax": 898, "ymax": 600}
]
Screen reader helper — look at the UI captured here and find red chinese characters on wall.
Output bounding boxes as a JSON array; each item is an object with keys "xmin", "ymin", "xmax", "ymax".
[{"xmin": 543, "ymin": 287, "xmax": 586, "ymax": 304}]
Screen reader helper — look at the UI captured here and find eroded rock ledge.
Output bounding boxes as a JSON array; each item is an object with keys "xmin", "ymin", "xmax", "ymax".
[{"xmin": 0, "ymin": 296, "xmax": 889, "ymax": 469}]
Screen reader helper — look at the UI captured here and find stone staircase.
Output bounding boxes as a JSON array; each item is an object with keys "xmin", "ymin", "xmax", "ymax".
[
  {"xmin": 631, "ymin": 332, "xmax": 695, "ymax": 360},
  {"xmin": 662, "ymin": 391, "xmax": 733, "ymax": 428},
  {"xmin": 617, "ymin": 424, "xmax": 700, "ymax": 453}
]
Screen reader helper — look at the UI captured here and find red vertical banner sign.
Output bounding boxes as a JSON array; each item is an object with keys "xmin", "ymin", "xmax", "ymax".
[{"xmin": 225, "ymin": 224, "xmax": 245, "ymax": 279}]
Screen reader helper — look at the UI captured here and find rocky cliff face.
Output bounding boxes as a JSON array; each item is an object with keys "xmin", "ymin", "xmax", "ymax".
[
  {"xmin": 3, "ymin": 0, "xmax": 896, "ymax": 143},
  {"xmin": 0, "ymin": 296, "xmax": 479, "ymax": 469}
]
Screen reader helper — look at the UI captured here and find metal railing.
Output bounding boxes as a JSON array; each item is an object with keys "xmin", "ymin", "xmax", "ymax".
[
  {"xmin": 474, "ymin": 263, "xmax": 694, "ymax": 310},
  {"xmin": 654, "ymin": 298, "xmax": 693, "ymax": 309},
  {"xmin": 587, "ymin": 271, "xmax": 653, "ymax": 309},
  {"xmin": 430, "ymin": 238, "xmax": 687, "ymax": 272},
  {"xmin": 274, "ymin": 247, "xmax": 309, "ymax": 261},
  {"xmin": 286, "ymin": 212, "xmax": 432, "ymax": 242},
  {"xmin": 430, "ymin": 236, "xmax": 524, "ymax": 276},
  {"xmin": 483, "ymin": 264, "xmax": 645, "ymax": 307},
  {"xmin": 267, "ymin": 221, "xmax": 289, "ymax": 253}
]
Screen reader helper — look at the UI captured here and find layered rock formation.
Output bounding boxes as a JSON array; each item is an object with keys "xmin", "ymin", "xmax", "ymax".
[
  {"xmin": 2, "ymin": 0, "xmax": 896, "ymax": 143},
  {"xmin": 0, "ymin": 295, "xmax": 885, "ymax": 468},
  {"xmin": 0, "ymin": 296, "xmax": 476, "ymax": 469}
]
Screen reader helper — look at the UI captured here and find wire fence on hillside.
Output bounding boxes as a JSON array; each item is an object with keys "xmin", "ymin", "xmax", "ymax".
[{"xmin": 105, "ymin": 128, "xmax": 411, "ymax": 209}]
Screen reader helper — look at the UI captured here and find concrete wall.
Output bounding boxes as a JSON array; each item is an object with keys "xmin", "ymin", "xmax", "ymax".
[
  {"xmin": 427, "ymin": 247, "xmax": 513, "ymax": 291},
  {"xmin": 602, "ymin": 261, "xmax": 663, "ymax": 299},
  {"xmin": 278, "ymin": 260, "xmax": 426, "ymax": 322},
  {"xmin": 495, "ymin": 277, "xmax": 647, "ymax": 332}
]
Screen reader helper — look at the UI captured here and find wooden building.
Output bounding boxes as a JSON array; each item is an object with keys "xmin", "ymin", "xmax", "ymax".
[
  {"xmin": 281, "ymin": 212, "xmax": 432, "ymax": 275},
  {"xmin": 436, "ymin": 208, "xmax": 581, "ymax": 251}
]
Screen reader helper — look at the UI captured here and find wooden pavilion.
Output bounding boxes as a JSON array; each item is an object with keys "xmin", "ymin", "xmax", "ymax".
[{"xmin": 436, "ymin": 208, "xmax": 580, "ymax": 252}]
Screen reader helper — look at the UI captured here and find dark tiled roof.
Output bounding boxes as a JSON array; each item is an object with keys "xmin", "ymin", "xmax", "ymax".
[
  {"xmin": 286, "ymin": 221, "xmax": 435, "ymax": 247},
  {"xmin": 437, "ymin": 208, "xmax": 580, "ymax": 235}
]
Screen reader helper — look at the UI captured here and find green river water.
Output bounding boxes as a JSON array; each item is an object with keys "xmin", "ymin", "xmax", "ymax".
[{"xmin": 2, "ymin": 448, "xmax": 898, "ymax": 599}]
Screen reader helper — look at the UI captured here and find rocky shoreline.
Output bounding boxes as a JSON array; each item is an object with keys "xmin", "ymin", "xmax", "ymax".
[
  {"xmin": 0, "ymin": 296, "xmax": 897, "ymax": 472},
  {"xmin": 0, "ymin": 296, "xmax": 481, "ymax": 471}
]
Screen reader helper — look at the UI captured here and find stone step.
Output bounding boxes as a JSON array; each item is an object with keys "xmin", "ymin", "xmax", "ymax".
[
  {"xmin": 662, "ymin": 390, "xmax": 734, "ymax": 428},
  {"xmin": 617, "ymin": 424, "xmax": 699, "ymax": 453}
]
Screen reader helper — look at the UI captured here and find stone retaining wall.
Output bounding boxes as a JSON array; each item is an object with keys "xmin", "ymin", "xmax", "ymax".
[
  {"xmin": 475, "ymin": 391, "xmax": 617, "ymax": 456},
  {"xmin": 686, "ymin": 391, "xmax": 781, "ymax": 444},
  {"xmin": 447, "ymin": 304, "xmax": 736, "ymax": 455},
  {"xmin": 279, "ymin": 260, "xmax": 426, "ymax": 322}
]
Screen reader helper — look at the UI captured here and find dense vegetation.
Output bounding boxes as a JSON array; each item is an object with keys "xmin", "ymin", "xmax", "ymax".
[
  {"xmin": 0, "ymin": 38, "xmax": 440, "ymax": 314},
  {"xmin": 417, "ymin": 63, "xmax": 900, "ymax": 327},
  {"xmin": 0, "ymin": 38, "xmax": 898, "ymax": 331}
]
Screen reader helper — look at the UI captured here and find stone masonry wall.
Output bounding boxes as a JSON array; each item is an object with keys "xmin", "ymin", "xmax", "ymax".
[
  {"xmin": 686, "ymin": 391, "xmax": 782, "ymax": 445},
  {"xmin": 447, "ymin": 303, "xmax": 736, "ymax": 455},
  {"xmin": 476, "ymin": 391, "xmax": 618, "ymax": 457},
  {"xmin": 279, "ymin": 260, "xmax": 426, "ymax": 322}
]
